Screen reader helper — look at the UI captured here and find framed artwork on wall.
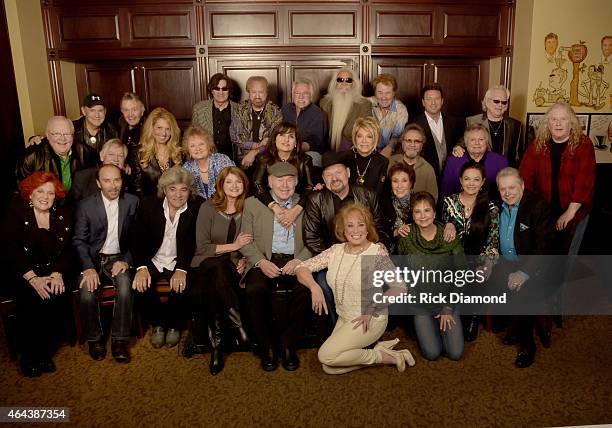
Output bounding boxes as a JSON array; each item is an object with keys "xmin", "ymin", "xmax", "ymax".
[{"xmin": 588, "ymin": 113, "xmax": 612, "ymax": 163}]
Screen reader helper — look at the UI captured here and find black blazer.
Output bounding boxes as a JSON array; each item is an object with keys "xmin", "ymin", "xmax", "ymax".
[
  {"xmin": 73, "ymin": 191, "xmax": 139, "ymax": 270},
  {"xmin": 130, "ymin": 195, "xmax": 203, "ymax": 271},
  {"xmin": 409, "ymin": 113, "xmax": 465, "ymax": 178},
  {"xmin": 132, "ymin": 157, "xmax": 182, "ymax": 198},
  {"xmin": 500, "ymin": 190, "xmax": 561, "ymax": 301},
  {"xmin": 2, "ymin": 198, "xmax": 73, "ymax": 279}
]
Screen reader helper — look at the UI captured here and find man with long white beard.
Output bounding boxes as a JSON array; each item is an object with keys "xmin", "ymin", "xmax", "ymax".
[{"xmin": 320, "ymin": 69, "xmax": 372, "ymax": 152}]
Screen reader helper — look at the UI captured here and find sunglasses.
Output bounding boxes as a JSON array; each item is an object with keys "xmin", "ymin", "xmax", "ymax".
[
  {"xmin": 490, "ymin": 99, "xmax": 508, "ymax": 105},
  {"xmin": 336, "ymin": 77, "xmax": 353, "ymax": 84},
  {"xmin": 212, "ymin": 86, "xmax": 229, "ymax": 92}
]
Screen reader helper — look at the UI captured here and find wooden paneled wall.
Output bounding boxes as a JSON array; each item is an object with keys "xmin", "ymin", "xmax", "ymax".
[{"xmin": 41, "ymin": 0, "xmax": 515, "ymax": 123}]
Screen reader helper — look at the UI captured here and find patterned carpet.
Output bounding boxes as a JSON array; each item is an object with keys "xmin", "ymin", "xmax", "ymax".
[{"xmin": 1, "ymin": 316, "xmax": 611, "ymax": 427}]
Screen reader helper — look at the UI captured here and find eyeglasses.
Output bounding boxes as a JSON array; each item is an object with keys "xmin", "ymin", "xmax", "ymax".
[
  {"xmin": 336, "ymin": 77, "xmax": 353, "ymax": 84},
  {"xmin": 212, "ymin": 86, "xmax": 229, "ymax": 92},
  {"xmin": 490, "ymin": 99, "xmax": 508, "ymax": 105},
  {"xmin": 49, "ymin": 132, "xmax": 73, "ymax": 138}
]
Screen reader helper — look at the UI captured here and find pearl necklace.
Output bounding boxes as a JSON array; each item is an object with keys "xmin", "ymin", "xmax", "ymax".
[{"xmin": 334, "ymin": 243, "xmax": 370, "ymax": 305}]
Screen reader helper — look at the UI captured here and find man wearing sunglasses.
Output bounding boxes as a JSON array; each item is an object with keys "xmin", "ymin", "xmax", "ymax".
[
  {"xmin": 320, "ymin": 68, "xmax": 372, "ymax": 152},
  {"xmin": 458, "ymin": 85, "xmax": 524, "ymax": 167},
  {"xmin": 192, "ymin": 73, "xmax": 239, "ymax": 160}
]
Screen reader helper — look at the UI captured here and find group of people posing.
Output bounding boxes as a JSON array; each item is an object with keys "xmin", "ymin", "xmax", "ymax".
[{"xmin": 6, "ymin": 68, "xmax": 595, "ymax": 379}]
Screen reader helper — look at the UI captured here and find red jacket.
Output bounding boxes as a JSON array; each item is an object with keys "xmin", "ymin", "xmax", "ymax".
[{"xmin": 519, "ymin": 135, "xmax": 595, "ymax": 226}]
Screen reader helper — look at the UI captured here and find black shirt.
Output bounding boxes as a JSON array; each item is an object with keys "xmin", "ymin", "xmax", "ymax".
[
  {"xmin": 488, "ymin": 119, "xmax": 504, "ymax": 154},
  {"xmin": 212, "ymin": 103, "xmax": 233, "ymax": 158},
  {"xmin": 550, "ymin": 140, "xmax": 568, "ymax": 217}
]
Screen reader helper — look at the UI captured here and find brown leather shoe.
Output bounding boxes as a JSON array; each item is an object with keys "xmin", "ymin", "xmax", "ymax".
[
  {"xmin": 111, "ymin": 340, "xmax": 130, "ymax": 363},
  {"xmin": 88, "ymin": 341, "xmax": 106, "ymax": 361}
]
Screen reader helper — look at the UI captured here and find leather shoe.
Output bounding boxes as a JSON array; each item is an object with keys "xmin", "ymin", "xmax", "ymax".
[
  {"xmin": 464, "ymin": 315, "xmax": 480, "ymax": 342},
  {"xmin": 111, "ymin": 340, "xmax": 130, "ymax": 363},
  {"xmin": 88, "ymin": 341, "xmax": 106, "ymax": 361},
  {"xmin": 515, "ymin": 346, "xmax": 536, "ymax": 368},
  {"xmin": 502, "ymin": 334, "xmax": 518, "ymax": 346},
  {"xmin": 261, "ymin": 347, "xmax": 278, "ymax": 372},
  {"xmin": 39, "ymin": 355, "xmax": 57, "ymax": 373},
  {"xmin": 20, "ymin": 358, "xmax": 42, "ymax": 378},
  {"xmin": 281, "ymin": 348, "xmax": 299, "ymax": 371}
]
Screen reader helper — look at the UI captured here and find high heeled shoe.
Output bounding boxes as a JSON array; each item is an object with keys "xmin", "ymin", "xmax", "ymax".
[
  {"xmin": 373, "ymin": 338, "xmax": 400, "ymax": 351},
  {"xmin": 377, "ymin": 346, "xmax": 416, "ymax": 371}
]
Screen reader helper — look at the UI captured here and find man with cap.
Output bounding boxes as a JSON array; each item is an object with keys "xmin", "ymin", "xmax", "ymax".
[
  {"xmin": 74, "ymin": 93, "xmax": 118, "ymax": 152},
  {"xmin": 303, "ymin": 152, "xmax": 390, "ymax": 323},
  {"xmin": 240, "ymin": 162, "xmax": 312, "ymax": 372}
]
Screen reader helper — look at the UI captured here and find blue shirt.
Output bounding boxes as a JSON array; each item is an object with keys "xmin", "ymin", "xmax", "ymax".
[
  {"xmin": 271, "ymin": 193, "xmax": 295, "ymax": 255},
  {"xmin": 499, "ymin": 201, "xmax": 519, "ymax": 261},
  {"xmin": 182, "ymin": 153, "xmax": 235, "ymax": 199}
]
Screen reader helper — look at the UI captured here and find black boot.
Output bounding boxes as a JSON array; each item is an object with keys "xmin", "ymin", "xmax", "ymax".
[
  {"xmin": 208, "ymin": 314, "xmax": 224, "ymax": 375},
  {"xmin": 227, "ymin": 307, "xmax": 250, "ymax": 349},
  {"xmin": 464, "ymin": 315, "xmax": 480, "ymax": 342}
]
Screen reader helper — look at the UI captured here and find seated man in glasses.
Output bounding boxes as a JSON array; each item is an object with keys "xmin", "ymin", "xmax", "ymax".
[
  {"xmin": 320, "ymin": 68, "xmax": 372, "ymax": 152},
  {"xmin": 454, "ymin": 85, "xmax": 524, "ymax": 167},
  {"xmin": 192, "ymin": 73, "xmax": 240, "ymax": 160}
]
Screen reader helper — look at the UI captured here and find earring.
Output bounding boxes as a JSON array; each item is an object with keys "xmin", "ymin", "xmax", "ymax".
[{"xmin": 28, "ymin": 200, "xmax": 33, "ymax": 208}]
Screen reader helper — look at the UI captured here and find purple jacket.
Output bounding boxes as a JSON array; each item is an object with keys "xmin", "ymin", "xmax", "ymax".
[{"xmin": 440, "ymin": 152, "xmax": 508, "ymax": 200}]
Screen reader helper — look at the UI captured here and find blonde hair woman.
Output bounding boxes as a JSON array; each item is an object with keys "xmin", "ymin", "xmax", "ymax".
[
  {"xmin": 343, "ymin": 117, "xmax": 389, "ymax": 194},
  {"xmin": 133, "ymin": 107, "xmax": 183, "ymax": 197}
]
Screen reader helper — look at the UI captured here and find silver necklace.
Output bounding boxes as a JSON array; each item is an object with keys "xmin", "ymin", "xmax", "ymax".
[{"xmin": 489, "ymin": 119, "xmax": 504, "ymax": 137}]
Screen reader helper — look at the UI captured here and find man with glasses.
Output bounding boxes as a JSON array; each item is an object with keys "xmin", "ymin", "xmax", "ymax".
[
  {"xmin": 192, "ymin": 73, "xmax": 239, "ymax": 160},
  {"xmin": 388, "ymin": 123, "xmax": 438, "ymax": 200},
  {"xmin": 456, "ymin": 85, "xmax": 524, "ymax": 167},
  {"xmin": 281, "ymin": 78, "xmax": 327, "ymax": 166},
  {"xmin": 320, "ymin": 68, "xmax": 372, "ymax": 152},
  {"xmin": 16, "ymin": 116, "xmax": 98, "ymax": 189},
  {"xmin": 409, "ymin": 83, "xmax": 465, "ymax": 180}
]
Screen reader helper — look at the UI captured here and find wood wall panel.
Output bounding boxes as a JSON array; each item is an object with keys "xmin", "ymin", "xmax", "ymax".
[
  {"xmin": 289, "ymin": 12, "xmax": 355, "ymax": 38},
  {"xmin": 142, "ymin": 62, "xmax": 199, "ymax": 125},
  {"xmin": 442, "ymin": 7, "xmax": 501, "ymax": 46},
  {"xmin": 131, "ymin": 13, "xmax": 190, "ymax": 40},
  {"xmin": 433, "ymin": 60, "xmax": 489, "ymax": 117},
  {"xmin": 370, "ymin": 5, "xmax": 435, "ymax": 45},
  {"xmin": 59, "ymin": 15, "xmax": 119, "ymax": 42},
  {"xmin": 207, "ymin": 9, "xmax": 279, "ymax": 45}
]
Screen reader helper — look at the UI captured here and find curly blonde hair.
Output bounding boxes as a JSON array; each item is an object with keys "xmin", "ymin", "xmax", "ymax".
[
  {"xmin": 138, "ymin": 107, "xmax": 183, "ymax": 167},
  {"xmin": 534, "ymin": 102, "xmax": 583, "ymax": 155}
]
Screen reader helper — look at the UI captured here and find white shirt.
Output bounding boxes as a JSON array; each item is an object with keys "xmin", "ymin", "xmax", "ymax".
[
  {"xmin": 425, "ymin": 111, "xmax": 444, "ymax": 145},
  {"xmin": 151, "ymin": 198, "xmax": 188, "ymax": 273},
  {"xmin": 100, "ymin": 193, "xmax": 121, "ymax": 255},
  {"xmin": 425, "ymin": 111, "xmax": 447, "ymax": 170}
]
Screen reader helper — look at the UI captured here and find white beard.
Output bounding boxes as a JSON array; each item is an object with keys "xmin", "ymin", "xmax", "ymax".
[{"xmin": 329, "ymin": 92, "xmax": 355, "ymax": 152}]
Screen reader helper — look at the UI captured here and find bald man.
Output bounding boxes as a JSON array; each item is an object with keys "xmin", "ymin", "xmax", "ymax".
[{"xmin": 16, "ymin": 116, "xmax": 98, "ymax": 189}]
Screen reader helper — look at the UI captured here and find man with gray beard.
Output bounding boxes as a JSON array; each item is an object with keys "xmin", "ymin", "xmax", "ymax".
[{"xmin": 320, "ymin": 69, "xmax": 372, "ymax": 152}]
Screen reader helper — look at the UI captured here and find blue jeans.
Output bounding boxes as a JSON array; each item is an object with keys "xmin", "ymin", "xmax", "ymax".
[
  {"xmin": 79, "ymin": 255, "xmax": 133, "ymax": 342},
  {"xmin": 413, "ymin": 307, "xmax": 464, "ymax": 361},
  {"xmin": 316, "ymin": 269, "xmax": 337, "ymax": 325}
]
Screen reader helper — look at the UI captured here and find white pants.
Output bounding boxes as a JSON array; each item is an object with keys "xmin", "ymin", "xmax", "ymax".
[{"xmin": 317, "ymin": 315, "xmax": 387, "ymax": 375}]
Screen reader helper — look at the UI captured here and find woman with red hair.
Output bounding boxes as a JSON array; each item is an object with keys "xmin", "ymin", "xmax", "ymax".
[{"xmin": 2, "ymin": 171, "xmax": 73, "ymax": 377}]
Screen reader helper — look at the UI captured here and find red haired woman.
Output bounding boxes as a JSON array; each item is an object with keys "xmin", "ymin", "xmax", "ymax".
[{"xmin": 2, "ymin": 172, "xmax": 73, "ymax": 377}]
